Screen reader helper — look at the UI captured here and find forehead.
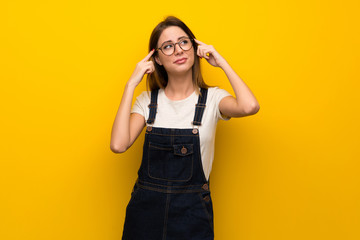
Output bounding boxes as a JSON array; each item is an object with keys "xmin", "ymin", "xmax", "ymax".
[{"xmin": 158, "ymin": 26, "xmax": 189, "ymax": 44}]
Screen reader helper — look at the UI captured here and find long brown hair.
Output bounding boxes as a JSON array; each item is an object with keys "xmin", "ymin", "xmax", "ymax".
[{"xmin": 147, "ymin": 16, "xmax": 210, "ymax": 94}]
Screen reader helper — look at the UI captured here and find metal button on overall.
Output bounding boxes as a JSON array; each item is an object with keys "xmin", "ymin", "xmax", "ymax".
[{"xmin": 181, "ymin": 146, "xmax": 187, "ymax": 154}]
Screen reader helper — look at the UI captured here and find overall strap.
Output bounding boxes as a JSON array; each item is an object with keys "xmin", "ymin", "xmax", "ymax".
[
  {"xmin": 192, "ymin": 88, "xmax": 208, "ymax": 126},
  {"xmin": 146, "ymin": 89, "xmax": 159, "ymax": 124}
]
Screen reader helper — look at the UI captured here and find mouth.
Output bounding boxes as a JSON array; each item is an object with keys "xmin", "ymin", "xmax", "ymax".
[{"xmin": 174, "ymin": 58, "xmax": 187, "ymax": 64}]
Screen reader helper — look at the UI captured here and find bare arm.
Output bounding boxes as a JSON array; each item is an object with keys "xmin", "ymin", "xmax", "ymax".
[
  {"xmin": 110, "ymin": 83, "xmax": 145, "ymax": 153},
  {"xmin": 194, "ymin": 39, "xmax": 260, "ymax": 118},
  {"xmin": 218, "ymin": 61, "xmax": 260, "ymax": 118},
  {"xmin": 110, "ymin": 49, "xmax": 156, "ymax": 153}
]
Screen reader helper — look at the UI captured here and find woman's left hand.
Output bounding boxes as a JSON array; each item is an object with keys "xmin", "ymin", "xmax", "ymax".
[{"xmin": 194, "ymin": 39, "xmax": 227, "ymax": 68}]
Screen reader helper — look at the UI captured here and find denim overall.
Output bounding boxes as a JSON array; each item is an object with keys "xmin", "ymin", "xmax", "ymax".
[{"xmin": 122, "ymin": 88, "xmax": 214, "ymax": 240}]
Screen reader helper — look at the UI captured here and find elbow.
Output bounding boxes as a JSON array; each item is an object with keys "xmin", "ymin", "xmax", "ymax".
[
  {"xmin": 250, "ymin": 103, "xmax": 260, "ymax": 115},
  {"xmin": 243, "ymin": 103, "xmax": 260, "ymax": 116},
  {"xmin": 110, "ymin": 143, "xmax": 129, "ymax": 154}
]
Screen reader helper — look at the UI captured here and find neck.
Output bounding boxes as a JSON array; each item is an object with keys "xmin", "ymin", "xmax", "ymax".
[{"xmin": 165, "ymin": 69, "xmax": 195, "ymax": 100}]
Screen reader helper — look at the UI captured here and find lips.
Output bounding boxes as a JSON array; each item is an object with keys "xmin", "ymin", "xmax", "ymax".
[{"xmin": 174, "ymin": 58, "xmax": 187, "ymax": 64}]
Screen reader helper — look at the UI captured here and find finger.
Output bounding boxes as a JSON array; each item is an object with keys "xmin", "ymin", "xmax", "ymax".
[
  {"xmin": 146, "ymin": 61, "xmax": 155, "ymax": 68},
  {"xmin": 142, "ymin": 49, "xmax": 156, "ymax": 62},
  {"xmin": 200, "ymin": 48, "xmax": 205, "ymax": 58},
  {"xmin": 194, "ymin": 39, "xmax": 205, "ymax": 45},
  {"xmin": 204, "ymin": 50, "xmax": 211, "ymax": 59},
  {"xmin": 147, "ymin": 67, "xmax": 154, "ymax": 74},
  {"xmin": 145, "ymin": 64, "xmax": 155, "ymax": 74},
  {"xmin": 197, "ymin": 47, "xmax": 202, "ymax": 59},
  {"xmin": 197, "ymin": 45, "xmax": 203, "ymax": 56}
]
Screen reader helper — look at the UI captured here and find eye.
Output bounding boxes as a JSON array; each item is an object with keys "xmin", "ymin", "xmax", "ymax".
[{"xmin": 163, "ymin": 44, "xmax": 174, "ymax": 49}]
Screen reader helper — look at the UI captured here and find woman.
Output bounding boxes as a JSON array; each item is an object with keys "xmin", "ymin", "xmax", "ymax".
[{"xmin": 111, "ymin": 16, "xmax": 260, "ymax": 240}]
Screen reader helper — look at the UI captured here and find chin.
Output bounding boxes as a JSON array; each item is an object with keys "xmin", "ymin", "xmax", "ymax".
[{"xmin": 174, "ymin": 64, "xmax": 192, "ymax": 72}]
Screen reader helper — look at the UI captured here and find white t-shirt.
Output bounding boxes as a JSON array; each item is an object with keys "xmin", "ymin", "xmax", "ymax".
[{"xmin": 131, "ymin": 87, "xmax": 231, "ymax": 181}]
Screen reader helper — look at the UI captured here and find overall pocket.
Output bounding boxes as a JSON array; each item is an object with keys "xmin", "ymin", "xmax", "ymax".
[
  {"xmin": 198, "ymin": 191, "xmax": 214, "ymax": 230},
  {"xmin": 148, "ymin": 142, "xmax": 194, "ymax": 181}
]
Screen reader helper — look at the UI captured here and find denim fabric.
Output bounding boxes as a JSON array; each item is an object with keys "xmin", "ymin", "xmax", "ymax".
[
  {"xmin": 122, "ymin": 89, "xmax": 214, "ymax": 240},
  {"xmin": 146, "ymin": 88, "xmax": 158, "ymax": 124}
]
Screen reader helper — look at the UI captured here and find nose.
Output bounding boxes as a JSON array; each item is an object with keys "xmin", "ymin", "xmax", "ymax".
[{"xmin": 174, "ymin": 43, "xmax": 183, "ymax": 55}]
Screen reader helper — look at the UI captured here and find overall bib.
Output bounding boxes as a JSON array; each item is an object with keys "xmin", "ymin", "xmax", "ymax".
[{"xmin": 122, "ymin": 88, "xmax": 214, "ymax": 240}]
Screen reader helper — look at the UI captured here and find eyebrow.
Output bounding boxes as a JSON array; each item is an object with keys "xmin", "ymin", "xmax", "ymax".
[{"xmin": 160, "ymin": 36, "xmax": 188, "ymax": 45}]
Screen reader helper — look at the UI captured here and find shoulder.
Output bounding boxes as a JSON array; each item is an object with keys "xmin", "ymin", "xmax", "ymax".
[
  {"xmin": 132, "ymin": 91, "xmax": 151, "ymax": 112},
  {"xmin": 135, "ymin": 90, "xmax": 151, "ymax": 103},
  {"xmin": 206, "ymin": 87, "xmax": 232, "ymax": 100}
]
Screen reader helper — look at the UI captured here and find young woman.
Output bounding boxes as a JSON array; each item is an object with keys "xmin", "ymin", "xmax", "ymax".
[{"xmin": 111, "ymin": 16, "xmax": 260, "ymax": 240}]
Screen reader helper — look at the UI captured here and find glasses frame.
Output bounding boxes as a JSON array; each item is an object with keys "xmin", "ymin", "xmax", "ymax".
[{"xmin": 156, "ymin": 37, "xmax": 195, "ymax": 56}]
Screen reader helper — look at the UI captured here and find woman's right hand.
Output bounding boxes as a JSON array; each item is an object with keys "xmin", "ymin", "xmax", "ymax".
[{"xmin": 128, "ymin": 49, "xmax": 156, "ymax": 87}]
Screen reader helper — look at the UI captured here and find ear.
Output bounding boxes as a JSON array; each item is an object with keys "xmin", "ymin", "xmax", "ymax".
[{"xmin": 155, "ymin": 55, "xmax": 162, "ymax": 66}]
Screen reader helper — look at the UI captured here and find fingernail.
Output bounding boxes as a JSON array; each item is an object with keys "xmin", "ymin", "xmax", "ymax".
[{"xmin": 152, "ymin": 48, "xmax": 155, "ymax": 51}]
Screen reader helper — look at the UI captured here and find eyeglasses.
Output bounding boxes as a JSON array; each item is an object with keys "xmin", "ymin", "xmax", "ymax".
[{"xmin": 156, "ymin": 37, "xmax": 194, "ymax": 56}]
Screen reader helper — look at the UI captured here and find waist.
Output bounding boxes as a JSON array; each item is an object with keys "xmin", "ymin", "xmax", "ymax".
[
  {"xmin": 145, "ymin": 126, "xmax": 199, "ymax": 136},
  {"xmin": 135, "ymin": 178, "xmax": 210, "ymax": 193}
]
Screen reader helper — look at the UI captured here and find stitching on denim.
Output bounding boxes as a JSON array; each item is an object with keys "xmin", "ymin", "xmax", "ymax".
[
  {"xmin": 196, "ymin": 136, "xmax": 209, "ymax": 183},
  {"xmin": 163, "ymin": 193, "xmax": 170, "ymax": 240},
  {"xmin": 197, "ymin": 107, "xmax": 205, "ymax": 122},
  {"xmin": 137, "ymin": 184, "xmax": 206, "ymax": 193},
  {"xmin": 173, "ymin": 144, "xmax": 194, "ymax": 156},
  {"xmin": 130, "ymin": 185, "xmax": 141, "ymax": 201},
  {"xmin": 193, "ymin": 105, "xmax": 199, "ymax": 124},
  {"xmin": 147, "ymin": 144, "xmax": 194, "ymax": 182},
  {"xmin": 147, "ymin": 89, "xmax": 158, "ymax": 124},
  {"xmin": 149, "ymin": 144, "xmax": 173, "ymax": 151},
  {"xmin": 145, "ymin": 133, "xmax": 198, "ymax": 137},
  {"xmin": 138, "ymin": 180, "xmax": 204, "ymax": 188},
  {"xmin": 197, "ymin": 192, "xmax": 213, "ymax": 230}
]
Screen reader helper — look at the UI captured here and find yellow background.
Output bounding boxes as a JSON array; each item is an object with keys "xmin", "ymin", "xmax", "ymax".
[{"xmin": 1, "ymin": 0, "xmax": 359, "ymax": 239}]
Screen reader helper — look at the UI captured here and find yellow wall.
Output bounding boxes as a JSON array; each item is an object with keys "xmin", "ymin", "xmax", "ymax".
[{"xmin": 1, "ymin": 0, "xmax": 359, "ymax": 239}]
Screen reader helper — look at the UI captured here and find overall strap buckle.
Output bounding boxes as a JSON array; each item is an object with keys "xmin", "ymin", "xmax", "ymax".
[
  {"xmin": 192, "ymin": 88, "xmax": 208, "ymax": 129},
  {"xmin": 146, "ymin": 89, "xmax": 159, "ymax": 125}
]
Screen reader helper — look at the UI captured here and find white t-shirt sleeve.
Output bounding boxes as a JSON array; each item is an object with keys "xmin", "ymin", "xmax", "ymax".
[
  {"xmin": 131, "ymin": 91, "xmax": 150, "ymax": 118},
  {"xmin": 212, "ymin": 87, "xmax": 232, "ymax": 121}
]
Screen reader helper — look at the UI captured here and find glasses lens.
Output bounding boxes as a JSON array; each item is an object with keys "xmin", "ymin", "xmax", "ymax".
[
  {"xmin": 179, "ymin": 38, "xmax": 192, "ymax": 51},
  {"xmin": 162, "ymin": 43, "xmax": 174, "ymax": 56}
]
